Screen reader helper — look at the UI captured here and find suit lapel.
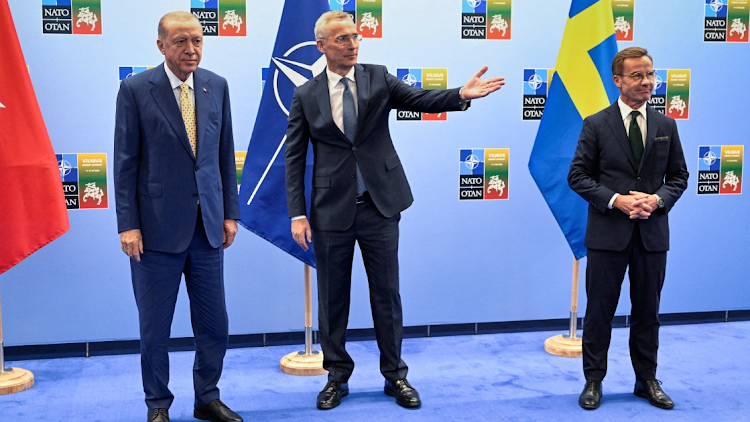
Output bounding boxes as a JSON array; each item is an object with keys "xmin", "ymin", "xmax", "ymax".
[
  {"xmin": 313, "ymin": 69, "xmax": 350, "ymax": 144},
  {"xmin": 150, "ymin": 64, "xmax": 195, "ymax": 160},
  {"xmin": 194, "ymin": 69, "xmax": 211, "ymax": 156},
  {"xmin": 354, "ymin": 63, "xmax": 370, "ymax": 144},
  {"xmin": 641, "ymin": 106, "xmax": 660, "ymax": 167},
  {"xmin": 604, "ymin": 102, "xmax": 637, "ymax": 172}
]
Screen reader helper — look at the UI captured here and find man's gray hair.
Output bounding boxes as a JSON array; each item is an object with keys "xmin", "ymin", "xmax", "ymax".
[{"xmin": 314, "ymin": 11, "xmax": 354, "ymax": 40}]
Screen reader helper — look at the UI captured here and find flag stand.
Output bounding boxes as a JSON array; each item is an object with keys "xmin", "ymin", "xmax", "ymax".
[
  {"xmin": 280, "ymin": 264, "xmax": 327, "ymax": 375},
  {"xmin": 544, "ymin": 257, "xmax": 583, "ymax": 357},
  {"xmin": 0, "ymin": 286, "xmax": 35, "ymax": 394}
]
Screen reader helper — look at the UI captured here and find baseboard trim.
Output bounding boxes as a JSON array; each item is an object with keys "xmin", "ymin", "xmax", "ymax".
[{"xmin": 5, "ymin": 309, "xmax": 749, "ymax": 361}]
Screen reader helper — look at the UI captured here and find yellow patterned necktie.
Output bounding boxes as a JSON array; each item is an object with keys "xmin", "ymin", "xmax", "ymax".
[{"xmin": 180, "ymin": 83, "xmax": 197, "ymax": 157}]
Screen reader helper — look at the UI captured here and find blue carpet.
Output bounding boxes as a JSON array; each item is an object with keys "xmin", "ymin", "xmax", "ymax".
[{"xmin": 1, "ymin": 321, "xmax": 748, "ymax": 421}]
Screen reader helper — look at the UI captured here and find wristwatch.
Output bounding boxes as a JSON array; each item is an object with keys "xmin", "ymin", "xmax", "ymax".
[{"xmin": 654, "ymin": 194, "xmax": 664, "ymax": 208}]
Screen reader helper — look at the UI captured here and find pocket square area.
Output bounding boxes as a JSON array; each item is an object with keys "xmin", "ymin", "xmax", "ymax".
[{"xmin": 655, "ymin": 136, "xmax": 669, "ymax": 141}]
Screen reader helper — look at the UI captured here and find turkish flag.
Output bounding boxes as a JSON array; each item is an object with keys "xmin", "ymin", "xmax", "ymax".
[{"xmin": 0, "ymin": 0, "xmax": 69, "ymax": 275}]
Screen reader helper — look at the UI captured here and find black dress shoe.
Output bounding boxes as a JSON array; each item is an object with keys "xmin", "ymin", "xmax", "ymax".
[
  {"xmin": 317, "ymin": 380, "xmax": 349, "ymax": 410},
  {"xmin": 384, "ymin": 379, "xmax": 421, "ymax": 408},
  {"xmin": 194, "ymin": 399, "xmax": 243, "ymax": 422},
  {"xmin": 147, "ymin": 408, "xmax": 169, "ymax": 422},
  {"xmin": 634, "ymin": 379, "xmax": 675, "ymax": 409},
  {"xmin": 578, "ymin": 380, "xmax": 602, "ymax": 410}
]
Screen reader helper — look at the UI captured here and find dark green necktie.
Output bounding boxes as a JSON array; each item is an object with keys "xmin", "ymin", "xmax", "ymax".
[{"xmin": 629, "ymin": 110, "xmax": 643, "ymax": 168}]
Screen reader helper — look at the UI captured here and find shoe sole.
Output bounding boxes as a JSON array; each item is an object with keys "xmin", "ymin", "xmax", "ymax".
[
  {"xmin": 578, "ymin": 400, "xmax": 600, "ymax": 410},
  {"xmin": 634, "ymin": 389, "xmax": 675, "ymax": 409},
  {"xmin": 316, "ymin": 389, "xmax": 349, "ymax": 410},
  {"xmin": 193, "ymin": 410, "xmax": 213, "ymax": 421},
  {"xmin": 384, "ymin": 387, "xmax": 421, "ymax": 408}
]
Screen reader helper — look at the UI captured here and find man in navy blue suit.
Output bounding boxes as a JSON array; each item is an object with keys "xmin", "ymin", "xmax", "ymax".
[
  {"xmin": 285, "ymin": 10, "xmax": 505, "ymax": 410},
  {"xmin": 115, "ymin": 11, "xmax": 242, "ymax": 422},
  {"xmin": 569, "ymin": 47, "xmax": 688, "ymax": 411}
]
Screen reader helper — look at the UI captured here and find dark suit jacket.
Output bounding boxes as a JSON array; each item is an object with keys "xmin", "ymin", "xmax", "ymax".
[
  {"xmin": 114, "ymin": 64, "xmax": 240, "ymax": 253},
  {"xmin": 568, "ymin": 102, "xmax": 689, "ymax": 252},
  {"xmin": 285, "ymin": 63, "xmax": 465, "ymax": 231}
]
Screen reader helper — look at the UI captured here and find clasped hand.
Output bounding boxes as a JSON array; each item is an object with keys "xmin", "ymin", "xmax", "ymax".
[{"xmin": 614, "ymin": 191, "xmax": 657, "ymax": 220}]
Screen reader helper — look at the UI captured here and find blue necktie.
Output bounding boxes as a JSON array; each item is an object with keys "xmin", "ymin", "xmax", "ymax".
[{"xmin": 341, "ymin": 78, "xmax": 366, "ymax": 196}]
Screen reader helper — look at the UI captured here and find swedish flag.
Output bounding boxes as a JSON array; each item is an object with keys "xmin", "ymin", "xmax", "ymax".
[{"xmin": 528, "ymin": 0, "xmax": 620, "ymax": 260}]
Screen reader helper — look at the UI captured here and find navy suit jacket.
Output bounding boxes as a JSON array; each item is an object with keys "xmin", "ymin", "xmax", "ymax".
[
  {"xmin": 285, "ymin": 64, "xmax": 466, "ymax": 231},
  {"xmin": 568, "ymin": 102, "xmax": 689, "ymax": 252},
  {"xmin": 114, "ymin": 64, "xmax": 240, "ymax": 253}
]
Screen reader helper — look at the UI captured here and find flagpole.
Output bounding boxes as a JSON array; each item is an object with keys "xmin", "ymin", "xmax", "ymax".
[
  {"xmin": 0, "ymin": 283, "xmax": 35, "ymax": 394},
  {"xmin": 280, "ymin": 264, "xmax": 327, "ymax": 375},
  {"xmin": 544, "ymin": 257, "xmax": 583, "ymax": 357}
]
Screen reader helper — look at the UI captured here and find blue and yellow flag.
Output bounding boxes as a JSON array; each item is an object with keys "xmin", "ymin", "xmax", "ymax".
[
  {"xmin": 238, "ymin": 0, "xmax": 329, "ymax": 267},
  {"xmin": 528, "ymin": 0, "xmax": 620, "ymax": 260}
]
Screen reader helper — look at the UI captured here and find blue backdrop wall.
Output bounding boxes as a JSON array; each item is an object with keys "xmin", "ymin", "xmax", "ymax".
[{"xmin": 2, "ymin": 0, "xmax": 748, "ymax": 347}]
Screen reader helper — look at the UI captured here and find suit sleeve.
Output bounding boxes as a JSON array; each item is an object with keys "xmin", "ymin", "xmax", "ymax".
[
  {"xmin": 218, "ymin": 81, "xmax": 241, "ymax": 220},
  {"xmin": 382, "ymin": 67, "xmax": 465, "ymax": 113},
  {"xmin": 568, "ymin": 116, "xmax": 617, "ymax": 213},
  {"xmin": 285, "ymin": 89, "xmax": 310, "ymax": 218},
  {"xmin": 654, "ymin": 118, "xmax": 689, "ymax": 211},
  {"xmin": 114, "ymin": 80, "xmax": 141, "ymax": 233}
]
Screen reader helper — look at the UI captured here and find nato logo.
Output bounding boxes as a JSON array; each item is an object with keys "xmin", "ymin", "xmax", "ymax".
[
  {"xmin": 119, "ymin": 67, "xmax": 151, "ymax": 82},
  {"xmin": 397, "ymin": 68, "xmax": 422, "ymax": 88},
  {"xmin": 192, "ymin": 0, "xmax": 219, "ymax": 36},
  {"xmin": 460, "ymin": 148, "xmax": 485, "ymax": 200},
  {"xmin": 396, "ymin": 69, "xmax": 423, "ymax": 120},
  {"xmin": 462, "ymin": 0, "xmax": 487, "ymax": 39},
  {"xmin": 647, "ymin": 69, "xmax": 667, "ymax": 112},
  {"xmin": 42, "ymin": 0, "xmax": 101, "ymax": 35},
  {"xmin": 523, "ymin": 69, "xmax": 549, "ymax": 120},
  {"xmin": 462, "ymin": 0, "xmax": 486, "ymax": 14},
  {"xmin": 42, "ymin": 0, "xmax": 73, "ymax": 34},
  {"xmin": 57, "ymin": 153, "xmax": 80, "ymax": 209},
  {"xmin": 697, "ymin": 146, "xmax": 722, "ymax": 194}
]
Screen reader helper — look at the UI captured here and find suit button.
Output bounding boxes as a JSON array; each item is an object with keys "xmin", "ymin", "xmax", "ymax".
[
  {"xmin": 351, "ymin": 173, "xmax": 356, "ymax": 178},
  {"xmin": 637, "ymin": 177, "xmax": 641, "ymax": 181},
  {"xmin": 352, "ymin": 146, "xmax": 357, "ymax": 151},
  {"xmin": 195, "ymin": 166, "xmax": 200, "ymax": 171}
]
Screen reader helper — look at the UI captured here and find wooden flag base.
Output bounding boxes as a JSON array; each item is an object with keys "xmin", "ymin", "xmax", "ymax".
[
  {"xmin": 0, "ymin": 367, "xmax": 34, "ymax": 395},
  {"xmin": 280, "ymin": 350, "xmax": 328, "ymax": 376},
  {"xmin": 544, "ymin": 334, "xmax": 582, "ymax": 358}
]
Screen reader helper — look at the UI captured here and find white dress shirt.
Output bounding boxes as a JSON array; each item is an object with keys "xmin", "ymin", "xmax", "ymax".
[
  {"xmin": 325, "ymin": 66, "xmax": 358, "ymax": 133},
  {"xmin": 164, "ymin": 63, "xmax": 195, "ymax": 110},
  {"xmin": 607, "ymin": 98, "xmax": 649, "ymax": 209}
]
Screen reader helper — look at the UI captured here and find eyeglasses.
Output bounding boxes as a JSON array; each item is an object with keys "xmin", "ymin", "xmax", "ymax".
[
  {"xmin": 618, "ymin": 71, "xmax": 656, "ymax": 82},
  {"xmin": 323, "ymin": 34, "xmax": 363, "ymax": 44}
]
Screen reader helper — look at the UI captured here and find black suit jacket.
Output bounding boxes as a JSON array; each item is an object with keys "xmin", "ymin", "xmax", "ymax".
[
  {"xmin": 568, "ymin": 102, "xmax": 689, "ymax": 252},
  {"xmin": 285, "ymin": 64, "xmax": 465, "ymax": 231}
]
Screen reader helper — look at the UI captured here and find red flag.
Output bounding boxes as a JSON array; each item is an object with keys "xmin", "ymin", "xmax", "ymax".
[{"xmin": 0, "ymin": 0, "xmax": 69, "ymax": 275}]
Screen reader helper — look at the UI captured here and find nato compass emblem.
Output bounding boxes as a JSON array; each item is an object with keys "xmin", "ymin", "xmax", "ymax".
[
  {"xmin": 270, "ymin": 42, "xmax": 327, "ymax": 116},
  {"xmin": 244, "ymin": 42, "xmax": 326, "ymax": 206}
]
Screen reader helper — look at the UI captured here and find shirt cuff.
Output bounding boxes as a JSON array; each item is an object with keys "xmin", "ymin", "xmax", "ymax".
[
  {"xmin": 291, "ymin": 215, "xmax": 306, "ymax": 221},
  {"xmin": 607, "ymin": 193, "xmax": 619, "ymax": 209}
]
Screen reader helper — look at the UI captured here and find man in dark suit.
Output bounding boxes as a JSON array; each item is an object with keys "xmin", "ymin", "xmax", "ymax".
[
  {"xmin": 568, "ymin": 47, "xmax": 688, "ymax": 411},
  {"xmin": 114, "ymin": 11, "xmax": 242, "ymax": 422},
  {"xmin": 285, "ymin": 11, "xmax": 505, "ymax": 410}
]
